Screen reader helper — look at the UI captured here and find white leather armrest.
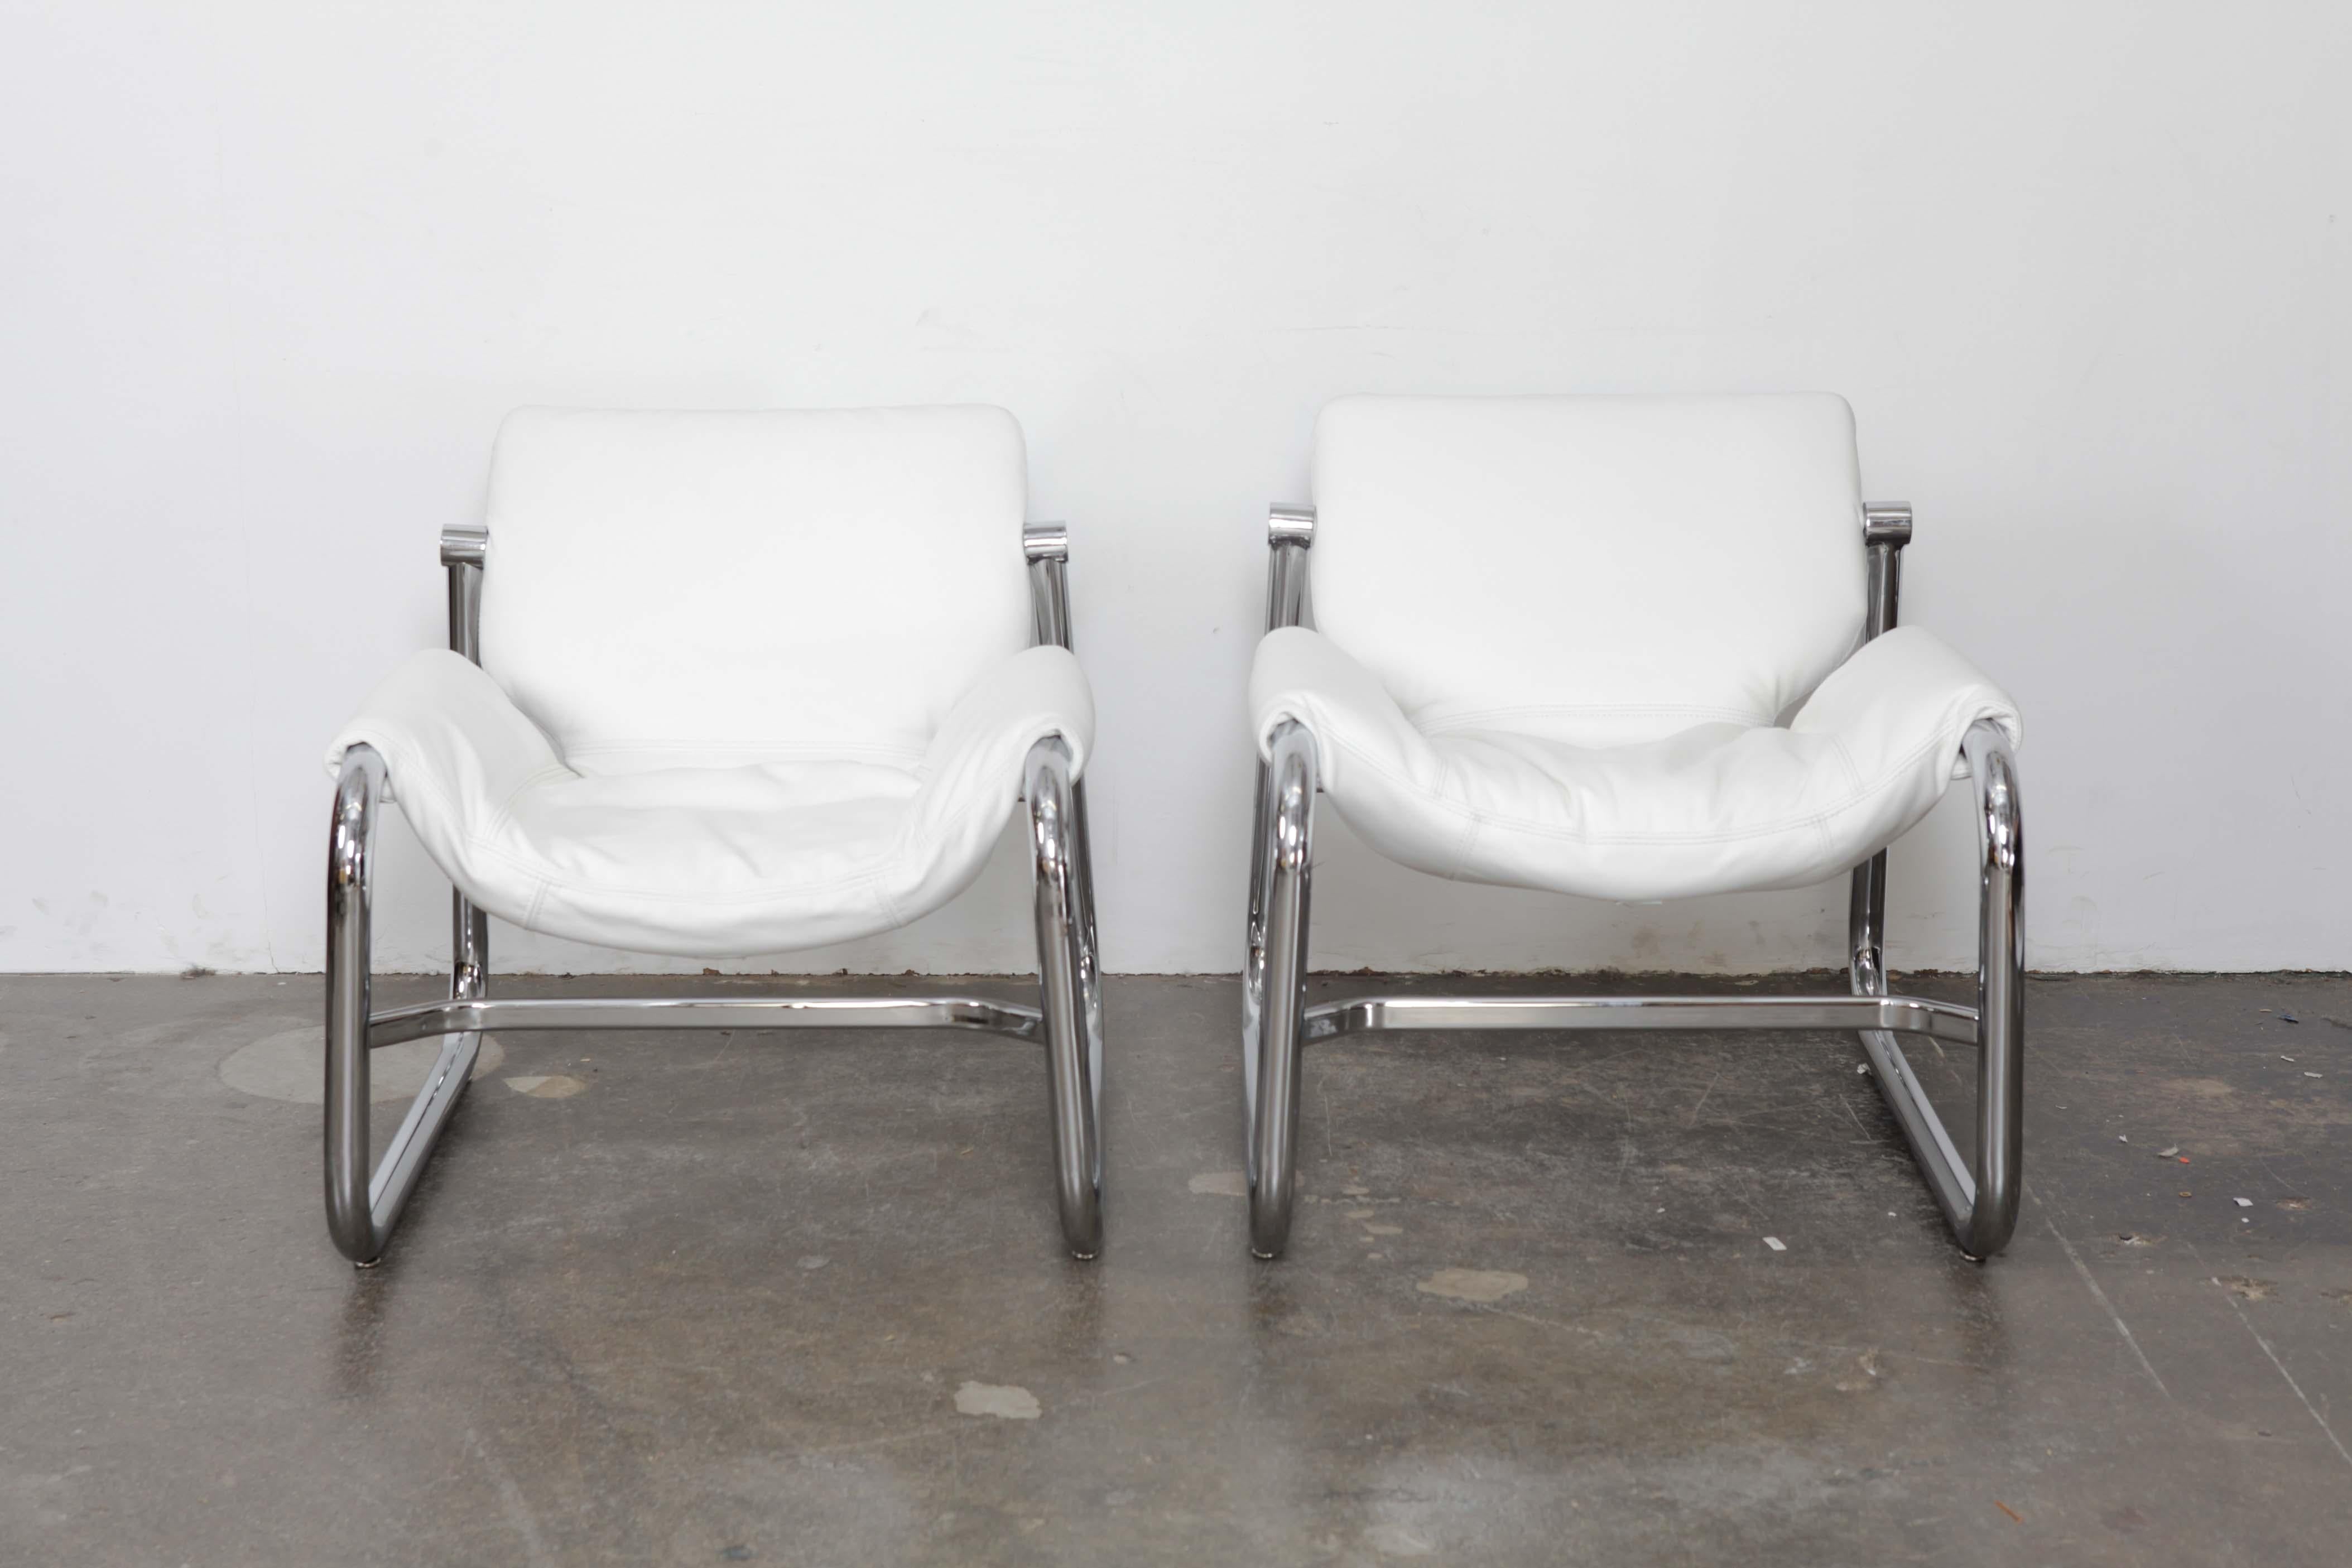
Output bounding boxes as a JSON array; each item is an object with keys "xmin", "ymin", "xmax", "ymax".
[
  {"xmin": 1791, "ymin": 626, "xmax": 2022, "ymax": 782},
  {"xmin": 915, "ymin": 643, "xmax": 1095, "ymax": 824},
  {"xmin": 323, "ymin": 649, "xmax": 569, "ymax": 821},
  {"xmin": 1249, "ymin": 624, "xmax": 1433, "ymax": 788}
]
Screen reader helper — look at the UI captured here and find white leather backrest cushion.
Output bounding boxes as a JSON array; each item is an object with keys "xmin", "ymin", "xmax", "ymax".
[
  {"xmin": 1311, "ymin": 393, "xmax": 1866, "ymax": 747},
  {"xmin": 480, "ymin": 406, "xmax": 1031, "ymax": 774}
]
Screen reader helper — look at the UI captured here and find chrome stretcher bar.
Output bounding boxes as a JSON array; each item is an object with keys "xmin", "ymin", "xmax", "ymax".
[{"xmin": 366, "ymin": 994, "xmax": 1045, "ymax": 1051}]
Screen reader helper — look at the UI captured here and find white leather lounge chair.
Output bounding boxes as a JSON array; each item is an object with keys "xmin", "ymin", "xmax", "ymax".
[
  {"xmin": 322, "ymin": 407, "xmax": 1105, "ymax": 1263},
  {"xmin": 1240, "ymin": 394, "xmax": 2024, "ymax": 1259}
]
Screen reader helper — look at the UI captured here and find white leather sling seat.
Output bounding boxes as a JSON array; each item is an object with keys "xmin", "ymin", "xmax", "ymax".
[
  {"xmin": 1249, "ymin": 395, "xmax": 2020, "ymax": 899},
  {"xmin": 325, "ymin": 406, "xmax": 1093, "ymax": 958}
]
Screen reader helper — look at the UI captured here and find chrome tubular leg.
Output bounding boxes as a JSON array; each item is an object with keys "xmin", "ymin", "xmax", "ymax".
[
  {"xmin": 1026, "ymin": 736, "xmax": 1103, "ymax": 1259},
  {"xmin": 1848, "ymin": 850, "xmax": 1888, "ymax": 1000},
  {"xmin": 451, "ymin": 892, "xmax": 488, "ymax": 1001},
  {"xmin": 1852, "ymin": 721, "xmax": 2025, "ymax": 1259},
  {"xmin": 1962, "ymin": 719, "xmax": 2024, "ymax": 1258},
  {"xmin": 324, "ymin": 743, "xmax": 483, "ymax": 1266},
  {"xmin": 1069, "ymin": 780, "xmax": 1105, "ymax": 1119},
  {"xmin": 1240, "ymin": 759, "xmax": 1273, "ymax": 1152},
  {"xmin": 1249, "ymin": 720, "xmax": 1316, "ymax": 1259},
  {"xmin": 324, "ymin": 747, "xmax": 383, "ymax": 1261}
]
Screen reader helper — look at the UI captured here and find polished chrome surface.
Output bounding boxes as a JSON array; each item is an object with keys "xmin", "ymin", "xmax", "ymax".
[
  {"xmin": 1862, "ymin": 499, "xmax": 1913, "ymax": 549},
  {"xmin": 1021, "ymin": 520, "xmax": 1070, "ymax": 561},
  {"xmin": 1267, "ymin": 503, "xmax": 1316, "ymax": 546},
  {"xmin": 438, "ymin": 521, "xmax": 489, "ymax": 567},
  {"xmin": 1245, "ymin": 718, "xmax": 1317, "ymax": 1259},
  {"xmin": 1854, "ymin": 721, "xmax": 2023, "ymax": 1257},
  {"xmin": 1863, "ymin": 542, "xmax": 1904, "ymax": 644},
  {"xmin": 1021, "ymin": 526, "xmax": 1110, "ymax": 1250},
  {"xmin": 445, "ymin": 531, "xmax": 489, "ymax": 1000},
  {"xmin": 368, "ymin": 993, "xmax": 1045, "ymax": 1051},
  {"xmin": 450, "ymin": 896, "xmax": 489, "ymax": 1003},
  {"xmin": 1264, "ymin": 503, "xmax": 1315, "ymax": 633},
  {"xmin": 1848, "ymin": 507, "xmax": 1903, "ymax": 997},
  {"xmin": 1304, "ymin": 992, "xmax": 1979, "ymax": 1046},
  {"xmin": 1026, "ymin": 526, "xmax": 1074, "ymax": 651},
  {"xmin": 1837, "ymin": 496, "xmax": 2024, "ymax": 1259},
  {"xmin": 325, "ymin": 743, "xmax": 483, "ymax": 1266},
  {"xmin": 1963, "ymin": 717, "xmax": 2025, "ymax": 1254},
  {"xmin": 1243, "ymin": 504, "xmax": 1316, "ymax": 1115},
  {"xmin": 1026, "ymin": 735, "xmax": 1105, "ymax": 1259},
  {"xmin": 1243, "ymin": 513, "xmax": 1319, "ymax": 1257},
  {"xmin": 1848, "ymin": 850, "xmax": 1889, "ymax": 999}
]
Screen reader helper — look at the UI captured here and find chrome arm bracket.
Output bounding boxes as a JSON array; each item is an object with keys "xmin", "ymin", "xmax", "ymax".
[
  {"xmin": 1025, "ymin": 521, "xmax": 1074, "ymax": 651},
  {"xmin": 439, "ymin": 522, "xmax": 489, "ymax": 568},
  {"xmin": 1022, "ymin": 520, "xmax": 1069, "ymax": 562},
  {"xmin": 1268, "ymin": 504, "xmax": 1315, "ymax": 547},
  {"xmin": 1862, "ymin": 501, "xmax": 1913, "ymax": 549},
  {"xmin": 1264, "ymin": 503, "xmax": 1314, "ymax": 634}
]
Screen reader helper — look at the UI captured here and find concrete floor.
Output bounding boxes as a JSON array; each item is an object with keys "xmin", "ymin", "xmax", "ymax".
[{"xmin": 3, "ymin": 971, "xmax": 2349, "ymax": 1565}]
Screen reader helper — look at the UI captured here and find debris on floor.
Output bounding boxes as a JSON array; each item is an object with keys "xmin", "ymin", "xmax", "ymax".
[
  {"xmin": 2233, "ymin": 1197, "xmax": 2253, "ymax": 1208},
  {"xmin": 1763, "ymin": 1236, "xmax": 1787, "ymax": 1252}
]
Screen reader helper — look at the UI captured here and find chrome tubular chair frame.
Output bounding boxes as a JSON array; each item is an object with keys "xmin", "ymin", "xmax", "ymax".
[
  {"xmin": 1240, "ymin": 502, "xmax": 2024, "ymax": 1261},
  {"xmin": 324, "ymin": 521, "xmax": 1105, "ymax": 1266}
]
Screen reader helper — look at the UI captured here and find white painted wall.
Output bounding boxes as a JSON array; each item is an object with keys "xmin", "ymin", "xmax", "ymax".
[{"xmin": 3, "ymin": 2, "xmax": 2345, "ymax": 975}]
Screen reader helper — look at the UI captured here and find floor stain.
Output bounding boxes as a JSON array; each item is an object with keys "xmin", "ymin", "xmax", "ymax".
[
  {"xmin": 954, "ymin": 1382, "xmax": 1041, "ymax": 1420},
  {"xmin": 219, "ymin": 1027, "xmax": 504, "ymax": 1104},
  {"xmin": 1417, "ymin": 1268, "xmax": 1529, "ymax": 1304},
  {"xmin": 503, "ymin": 1074, "xmax": 586, "ymax": 1099}
]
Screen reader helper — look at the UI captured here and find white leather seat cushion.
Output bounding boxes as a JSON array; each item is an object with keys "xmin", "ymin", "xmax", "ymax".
[
  {"xmin": 1252, "ymin": 625, "xmax": 2018, "ymax": 901},
  {"xmin": 327, "ymin": 644, "xmax": 1091, "ymax": 957}
]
